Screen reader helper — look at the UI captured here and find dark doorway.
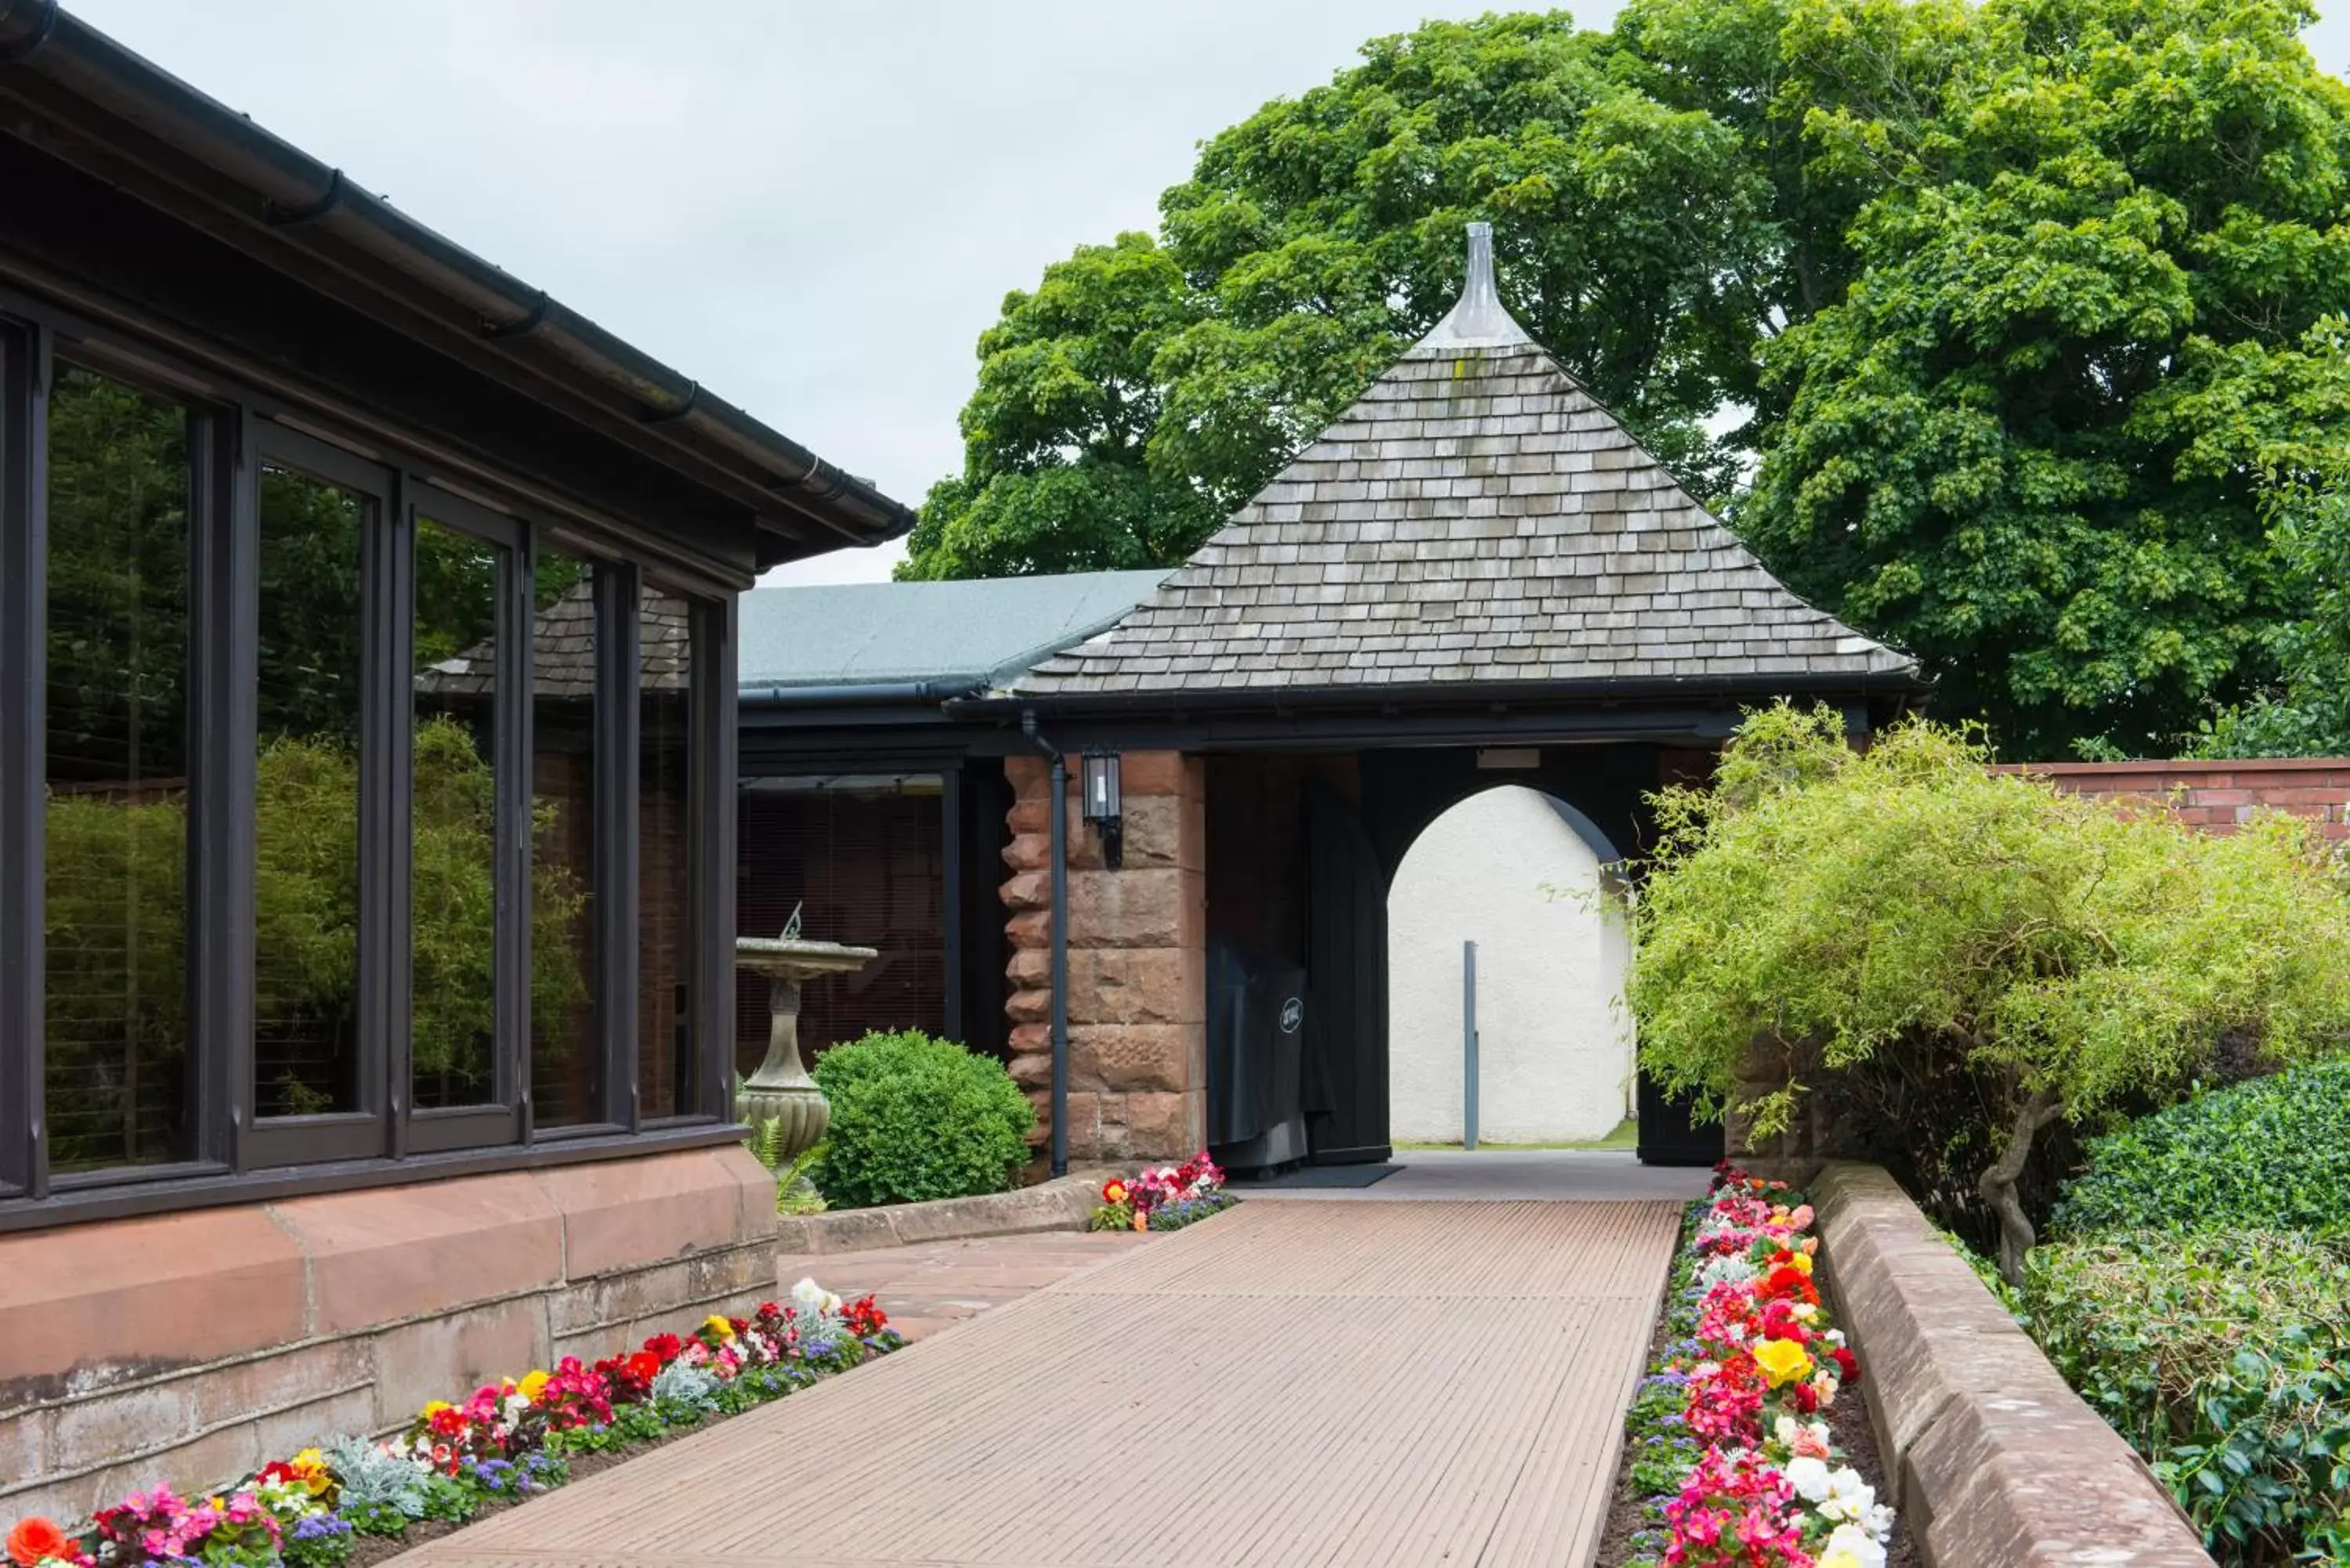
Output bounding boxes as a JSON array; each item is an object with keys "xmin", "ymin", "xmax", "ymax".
[{"xmin": 1302, "ymin": 781, "xmax": 1389, "ymax": 1165}]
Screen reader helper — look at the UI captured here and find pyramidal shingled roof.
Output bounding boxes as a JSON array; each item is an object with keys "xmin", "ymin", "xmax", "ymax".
[{"xmin": 1010, "ymin": 225, "xmax": 1913, "ymax": 699}]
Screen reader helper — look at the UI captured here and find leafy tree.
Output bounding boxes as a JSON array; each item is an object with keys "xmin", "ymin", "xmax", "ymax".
[
  {"xmin": 912, "ymin": 2, "xmax": 2350, "ymax": 760},
  {"xmin": 905, "ymin": 13, "xmax": 1770, "ymax": 580},
  {"xmin": 1629, "ymin": 705, "xmax": 2350, "ymax": 1282},
  {"xmin": 2188, "ymin": 462, "xmax": 2350, "ymax": 756},
  {"xmin": 1741, "ymin": 0, "xmax": 2350, "ymax": 756}
]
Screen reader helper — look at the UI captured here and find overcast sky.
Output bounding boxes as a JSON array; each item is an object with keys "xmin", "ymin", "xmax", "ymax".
[{"xmin": 67, "ymin": 2, "xmax": 2350, "ymax": 584}]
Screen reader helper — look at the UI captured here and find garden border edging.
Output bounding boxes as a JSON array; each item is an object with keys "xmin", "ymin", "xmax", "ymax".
[
  {"xmin": 1810, "ymin": 1162, "xmax": 2212, "ymax": 1568},
  {"xmin": 769, "ymin": 1172, "xmax": 1107, "ymax": 1255}
]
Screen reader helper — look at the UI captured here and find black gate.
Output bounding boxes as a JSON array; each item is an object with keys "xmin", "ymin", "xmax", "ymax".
[{"xmin": 1301, "ymin": 782, "xmax": 1390, "ymax": 1164}]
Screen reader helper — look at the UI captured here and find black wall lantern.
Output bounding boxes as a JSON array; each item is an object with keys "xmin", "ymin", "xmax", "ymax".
[{"xmin": 1080, "ymin": 750, "xmax": 1124, "ymax": 869}]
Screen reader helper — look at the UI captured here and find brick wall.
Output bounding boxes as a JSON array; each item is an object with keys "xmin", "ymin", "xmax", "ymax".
[
  {"xmin": 1001, "ymin": 752, "xmax": 1207, "ymax": 1163},
  {"xmin": 1993, "ymin": 757, "xmax": 2350, "ymax": 840}
]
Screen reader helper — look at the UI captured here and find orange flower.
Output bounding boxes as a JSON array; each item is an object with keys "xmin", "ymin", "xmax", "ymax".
[{"xmin": 8, "ymin": 1516, "xmax": 73, "ymax": 1566}]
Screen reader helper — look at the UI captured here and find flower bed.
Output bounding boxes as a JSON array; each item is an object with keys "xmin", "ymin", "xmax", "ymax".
[
  {"xmin": 3, "ymin": 1278, "xmax": 898, "ymax": 1568},
  {"xmin": 1615, "ymin": 1167, "xmax": 1900, "ymax": 1568},
  {"xmin": 1086, "ymin": 1152, "xmax": 1235, "ymax": 1232}
]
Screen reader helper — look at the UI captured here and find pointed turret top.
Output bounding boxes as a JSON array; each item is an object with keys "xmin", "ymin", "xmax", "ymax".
[
  {"xmin": 1008, "ymin": 226, "xmax": 1914, "ymax": 699},
  {"xmin": 1417, "ymin": 222, "xmax": 1533, "ymax": 352}
]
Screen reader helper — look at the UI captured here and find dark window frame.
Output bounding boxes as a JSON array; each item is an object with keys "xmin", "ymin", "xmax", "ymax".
[
  {"xmin": 36, "ymin": 351, "xmax": 222, "ymax": 1189},
  {"xmin": 406, "ymin": 486, "xmax": 528, "ymax": 1157},
  {"xmin": 245, "ymin": 422, "xmax": 397, "ymax": 1170},
  {"xmin": 0, "ymin": 289, "xmax": 736, "ymax": 1234}
]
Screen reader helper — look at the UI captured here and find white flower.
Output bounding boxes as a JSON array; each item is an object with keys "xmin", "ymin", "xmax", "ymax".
[
  {"xmin": 1784, "ymin": 1455, "xmax": 1833, "ymax": 1503},
  {"xmin": 1791, "ymin": 1302, "xmax": 1819, "ymax": 1322},
  {"xmin": 790, "ymin": 1277, "xmax": 843, "ymax": 1316},
  {"xmin": 1818, "ymin": 1465, "xmax": 1877, "ymax": 1523},
  {"xmin": 1817, "ymin": 1523, "xmax": 1886, "ymax": 1568}
]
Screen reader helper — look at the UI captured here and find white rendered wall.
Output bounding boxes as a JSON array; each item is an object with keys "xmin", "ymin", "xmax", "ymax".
[{"xmin": 1387, "ymin": 786, "xmax": 1633, "ymax": 1144}]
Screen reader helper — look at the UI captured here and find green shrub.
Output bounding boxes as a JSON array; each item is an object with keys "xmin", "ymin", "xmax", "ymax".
[
  {"xmin": 1629, "ymin": 705, "xmax": 2350, "ymax": 1276},
  {"xmin": 809, "ymin": 1030, "xmax": 1033, "ymax": 1208},
  {"xmin": 2025, "ymin": 1230, "xmax": 2350, "ymax": 1562},
  {"xmin": 2053, "ymin": 1060, "xmax": 2350, "ymax": 1238}
]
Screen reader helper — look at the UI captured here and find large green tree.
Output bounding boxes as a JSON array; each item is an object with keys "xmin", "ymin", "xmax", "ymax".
[
  {"xmin": 904, "ymin": 13, "xmax": 1771, "ymax": 580},
  {"xmin": 908, "ymin": 1, "xmax": 2350, "ymax": 759},
  {"xmin": 1741, "ymin": 0, "xmax": 2350, "ymax": 756}
]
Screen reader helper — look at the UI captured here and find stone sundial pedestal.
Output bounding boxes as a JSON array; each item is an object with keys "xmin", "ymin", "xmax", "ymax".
[{"xmin": 732, "ymin": 932, "xmax": 878, "ymax": 1161}]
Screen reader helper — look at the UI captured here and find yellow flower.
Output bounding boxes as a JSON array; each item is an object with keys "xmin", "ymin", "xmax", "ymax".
[
  {"xmin": 517, "ymin": 1369, "xmax": 551, "ymax": 1402},
  {"xmin": 1818, "ymin": 1550, "xmax": 1865, "ymax": 1568},
  {"xmin": 1752, "ymin": 1338, "xmax": 1814, "ymax": 1388},
  {"xmin": 1788, "ymin": 1251, "xmax": 1814, "ymax": 1276},
  {"xmin": 704, "ymin": 1313, "xmax": 737, "ymax": 1342},
  {"xmin": 420, "ymin": 1400, "xmax": 454, "ymax": 1417}
]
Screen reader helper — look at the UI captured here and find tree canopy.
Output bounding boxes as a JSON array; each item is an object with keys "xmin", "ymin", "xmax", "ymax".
[{"xmin": 905, "ymin": 0, "xmax": 2350, "ymax": 759}]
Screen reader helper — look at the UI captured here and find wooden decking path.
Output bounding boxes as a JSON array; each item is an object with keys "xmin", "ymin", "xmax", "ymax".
[{"xmin": 390, "ymin": 1198, "xmax": 1682, "ymax": 1568}]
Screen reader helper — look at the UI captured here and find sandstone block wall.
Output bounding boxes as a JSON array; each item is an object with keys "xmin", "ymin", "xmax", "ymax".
[
  {"xmin": 0, "ymin": 1145, "xmax": 776, "ymax": 1526},
  {"xmin": 1001, "ymin": 751, "xmax": 1207, "ymax": 1162},
  {"xmin": 1811, "ymin": 1162, "xmax": 2212, "ymax": 1567}
]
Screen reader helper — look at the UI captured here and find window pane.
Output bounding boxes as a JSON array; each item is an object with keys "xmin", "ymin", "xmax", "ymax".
[
  {"xmin": 411, "ymin": 518, "xmax": 501, "ymax": 1109},
  {"xmin": 254, "ymin": 464, "xmax": 364, "ymax": 1118},
  {"xmin": 43, "ymin": 367, "xmax": 193, "ymax": 1173},
  {"xmin": 530, "ymin": 552, "xmax": 597, "ymax": 1127},
  {"xmin": 638, "ymin": 589, "xmax": 694, "ymax": 1119}
]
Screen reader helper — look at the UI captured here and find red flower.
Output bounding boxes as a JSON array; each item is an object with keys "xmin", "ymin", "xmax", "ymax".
[
  {"xmin": 8, "ymin": 1518, "xmax": 74, "ymax": 1568},
  {"xmin": 642, "ymin": 1333, "xmax": 683, "ymax": 1365},
  {"xmin": 1832, "ymin": 1346, "xmax": 1861, "ymax": 1385},
  {"xmin": 628, "ymin": 1349, "xmax": 661, "ymax": 1383}
]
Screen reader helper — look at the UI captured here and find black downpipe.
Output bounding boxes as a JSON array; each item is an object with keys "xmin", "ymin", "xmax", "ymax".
[{"xmin": 1021, "ymin": 710, "xmax": 1070, "ymax": 1178}]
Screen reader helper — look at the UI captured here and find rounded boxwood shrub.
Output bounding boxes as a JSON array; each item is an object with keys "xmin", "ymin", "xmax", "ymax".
[
  {"xmin": 808, "ymin": 1030, "xmax": 1033, "ymax": 1208},
  {"xmin": 2052, "ymin": 1057, "xmax": 2350, "ymax": 1237}
]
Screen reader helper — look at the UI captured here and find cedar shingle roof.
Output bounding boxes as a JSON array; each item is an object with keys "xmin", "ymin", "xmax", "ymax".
[
  {"xmin": 1010, "ymin": 227, "xmax": 1912, "ymax": 699},
  {"xmin": 415, "ymin": 580, "xmax": 690, "ymax": 698}
]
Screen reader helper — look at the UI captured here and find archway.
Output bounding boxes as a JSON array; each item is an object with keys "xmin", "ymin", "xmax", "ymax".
[{"xmin": 1386, "ymin": 785, "xmax": 1632, "ymax": 1145}]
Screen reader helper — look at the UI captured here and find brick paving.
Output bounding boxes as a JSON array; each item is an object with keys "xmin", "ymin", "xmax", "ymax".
[{"xmin": 390, "ymin": 1197, "xmax": 1681, "ymax": 1568}]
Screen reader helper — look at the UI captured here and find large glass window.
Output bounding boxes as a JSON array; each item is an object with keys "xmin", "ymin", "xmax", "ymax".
[
  {"xmin": 42, "ymin": 367, "xmax": 193, "ymax": 1173},
  {"xmin": 253, "ymin": 464, "xmax": 366, "ymax": 1118},
  {"xmin": 410, "ymin": 517, "xmax": 503, "ymax": 1109},
  {"xmin": 637, "ymin": 588, "xmax": 695, "ymax": 1119},
  {"xmin": 530, "ymin": 551, "xmax": 598, "ymax": 1128},
  {"xmin": 2, "ymin": 309, "xmax": 736, "ymax": 1215}
]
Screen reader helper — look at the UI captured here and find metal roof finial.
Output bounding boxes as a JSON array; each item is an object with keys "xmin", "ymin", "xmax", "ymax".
[{"xmin": 1419, "ymin": 221, "xmax": 1533, "ymax": 352}]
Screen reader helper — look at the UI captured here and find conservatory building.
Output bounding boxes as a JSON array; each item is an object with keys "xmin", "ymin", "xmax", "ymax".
[{"xmin": 0, "ymin": 1, "xmax": 910, "ymax": 1522}]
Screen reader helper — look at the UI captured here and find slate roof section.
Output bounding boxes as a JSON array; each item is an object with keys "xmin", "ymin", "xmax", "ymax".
[
  {"xmin": 1011, "ymin": 242, "xmax": 1913, "ymax": 698},
  {"xmin": 737, "ymin": 570, "xmax": 1168, "ymax": 695},
  {"xmin": 416, "ymin": 579, "xmax": 690, "ymax": 698}
]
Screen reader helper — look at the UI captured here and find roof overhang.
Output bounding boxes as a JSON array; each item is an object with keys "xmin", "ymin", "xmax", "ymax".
[
  {"xmin": 0, "ymin": 0, "xmax": 913, "ymax": 574},
  {"xmin": 949, "ymin": 669, "xmax": 1931, "ymax": 753}
]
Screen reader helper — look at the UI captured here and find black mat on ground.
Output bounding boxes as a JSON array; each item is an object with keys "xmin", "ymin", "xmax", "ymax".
[{"xmin": 1228, "ymin": 1162, "xmax": 1402, "ymax": 1189}]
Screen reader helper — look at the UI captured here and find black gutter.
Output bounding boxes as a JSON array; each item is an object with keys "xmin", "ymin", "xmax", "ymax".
[
  {"xmin": 1020, "ymin": 709, "xmax": 1070, "ymax": 1180},
  {"xmin": 0, "ymin": 0, "xmax": 914, "ymax": 551},
  {"xmin": 737, "ymin": 677, "xmax": 984, "ymax": 710}
]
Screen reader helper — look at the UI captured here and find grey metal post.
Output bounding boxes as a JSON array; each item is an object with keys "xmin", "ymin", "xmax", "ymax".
[{"xmin": 1462, "ymin": 939, "xmax": 1479, "ymax": 1151}]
